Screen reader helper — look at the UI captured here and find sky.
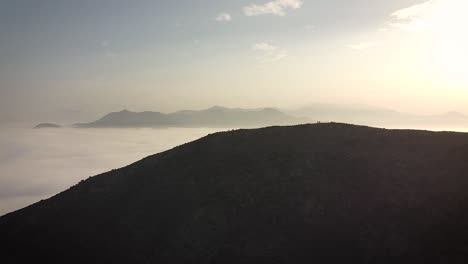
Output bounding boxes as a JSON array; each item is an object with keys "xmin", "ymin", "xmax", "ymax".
[{"xmin": 1, "ymin": 0, "xmax": 467, "ymax": 124}]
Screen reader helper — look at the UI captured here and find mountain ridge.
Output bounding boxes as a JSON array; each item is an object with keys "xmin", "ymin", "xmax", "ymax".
[
  {"xmin": 30, "ymin": 104, "xmax": 468, "ymax": 130},
  {"xmin": 288, "ymin": 103, "xmax": 468, "ymax": 128},
  {"xmin": 3, "ymin": 123, "xmax": 468, "ymax": 263},
  {"xmin": 73, "ymin": 106, "xmax": 305, "ymax": 128},
  {"xmin": 33, "ymin": 123, "xmax": 62, "ymax": 129}
]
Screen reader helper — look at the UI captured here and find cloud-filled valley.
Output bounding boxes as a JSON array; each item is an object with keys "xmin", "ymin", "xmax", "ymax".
[{"xmin": 0, "ymin": 127, "xmax": 223, "ymax": 215}]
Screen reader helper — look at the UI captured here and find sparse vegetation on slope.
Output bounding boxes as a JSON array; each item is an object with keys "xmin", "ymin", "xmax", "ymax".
[{"xmin": 2, "ymin": 123, "xmax": 468, "ymax": 263}]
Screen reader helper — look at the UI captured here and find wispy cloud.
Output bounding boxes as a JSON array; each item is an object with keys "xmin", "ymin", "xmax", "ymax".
[
  {"xmin": 214, "ymin": 12, "xmax": 232, "ymax": 22},
  {"xmin": 252, "ymin": 42, "xmax": 287, "ymax": 62},
  {"xmin": 100, "ymin": 40, "xmax": 110, "ymax": 48},
  {"xmin": 389, "ymin": 0, "xmax": 468, "ymax": 34},
  {"xmin": 253, "ymin": 43, "xmax": 278, "ymax": 52},
  {"xmin": 348, "ymin": 42, "xmax": 377, "ymax": 50},
  {"xmin": 244, "ymin": 0, "xmax": 303, "ymax": 16},
  {"xmin": 100, "ymin": 40, "xmax": 117, "ymax": 58},
  {"xmin": 389, "ymin": 0, "xmax": 436, "ymax": 32}
]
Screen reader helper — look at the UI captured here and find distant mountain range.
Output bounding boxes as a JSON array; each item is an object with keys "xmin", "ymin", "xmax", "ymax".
[
  {"xmin": 73, "ymin": 106, "xmax": 307, "ymax": 128},
  {"xmin": 33, "ymin": 104, "xmax": 468, "ymax": 130},
  {"xmin": 288, "ymin": 103, "xmax": 468, "ymax": 129},
  {"xmin": 4, "ymin": 123, "xmax": 468, "ymax": 263}
]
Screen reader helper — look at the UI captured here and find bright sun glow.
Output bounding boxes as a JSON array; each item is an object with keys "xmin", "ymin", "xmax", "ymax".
[
  {"xmin": 389, "ymin": 0, "xmax": 468, "ymax": 86},
  {"xmin": 424, "ymin": 0, "xmax": 468, "ymax": 85}
]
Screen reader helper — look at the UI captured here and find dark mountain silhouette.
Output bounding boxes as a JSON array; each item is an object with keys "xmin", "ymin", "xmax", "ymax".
[
  {"xmin": 289, "ymin": 103, "xmax": 468, "ymax": 129},
  {"xmin": 74, "ymin": 106, "xmax": 305, "ymax": 128},
  {"xmin": 3, "ymin": 123, "xmax": 468, "ymax": 263},
  {"xmin": 33, "ymin": 123, "xmax": 62, "ymax": 129}
]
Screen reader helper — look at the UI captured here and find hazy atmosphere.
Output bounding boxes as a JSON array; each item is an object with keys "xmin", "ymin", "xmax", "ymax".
[
  {"xmin": 3, "ymin": 1, "xmax": 468, "ymax": 262},
  {"xmin": 1, "ymin": 0, "xmax": 467, "ymax": 124},
  {"xmin": 2, "ymin": 0, "xmax": 467, "ymax": 214},
  {"xmin": 0, "ymin": 127, "xmax": 224, "ymax": 215}
]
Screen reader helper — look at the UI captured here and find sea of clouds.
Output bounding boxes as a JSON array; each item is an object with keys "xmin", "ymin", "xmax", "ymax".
[{"xmin": 0, "ymin": 126, "xmax": 223, "ymax": 215}]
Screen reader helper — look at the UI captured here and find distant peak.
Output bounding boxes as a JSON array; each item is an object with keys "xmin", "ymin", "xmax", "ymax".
[
  {"xmin": 34, "ymin": 123, "xmax": 62, "ymax": 129},
  {"xmin": 262, "ymin": 107, "xmax": 280, "ymax": 112},
  {"xmin": 207, "ymin": 106, "xmax": 228, "ymax": 111}
]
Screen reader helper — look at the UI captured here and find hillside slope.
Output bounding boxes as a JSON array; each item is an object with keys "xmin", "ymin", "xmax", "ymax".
[{"xmin": 2, "ymin": 123, "xmax": 468, "ymax": 263}]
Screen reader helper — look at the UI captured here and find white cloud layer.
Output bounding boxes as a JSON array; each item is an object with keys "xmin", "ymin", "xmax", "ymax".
[
  {"xmin": 214, "ymin": 12, "xmax": 232, "ymax": 22},
  {"xmin": 244, "ymin": 0, "xmax": 303, "ymax": 16},
  {"xmin": 0, "ymin": 127, "xmax": 222, "ymax": 215}
]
